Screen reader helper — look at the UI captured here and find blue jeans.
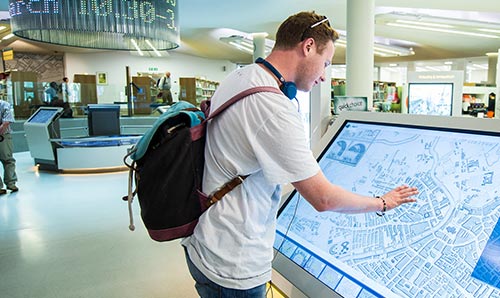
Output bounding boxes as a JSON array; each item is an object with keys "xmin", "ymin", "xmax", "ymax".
[{"xmin": 185, "ymin": 250, "xmax": 267, "ymax": 298}]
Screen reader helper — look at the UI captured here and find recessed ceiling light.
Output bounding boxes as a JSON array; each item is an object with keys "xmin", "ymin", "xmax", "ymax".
[
  {"xmin": 478, "ymin": 28, "xmax": 500, "ymax": 34},
  {"xmin": 387, "ymin": 22, "xmax": 500, "ymax": 39},
  {"xmin": 2, "ymin": 33, "xmax": 14, "ymax": 40},
  {"xmin": 395, "ymin": 19, "xmax": 454, "ymax": 29}
]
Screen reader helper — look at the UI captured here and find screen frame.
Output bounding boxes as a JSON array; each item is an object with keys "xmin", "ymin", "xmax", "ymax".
[
  {"xmin": 273, "ymin": 111, "xmax": 500, "ymax": 298},
  {"xmin": 87, "ymin": 104, "xmax": 121, "ymax": 136},
  {"xmin": 26, "ymin": 107, "xmax": 63, "ymax": 125},
  {"xmin": 407, "ymin": 82, "xmax": 454, "ymax": 116}
]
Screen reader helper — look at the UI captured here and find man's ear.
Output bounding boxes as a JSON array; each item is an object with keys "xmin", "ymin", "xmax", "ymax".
[{"xmin": 302, "ymin": 38, "xmax": 315, "ymax": 56}]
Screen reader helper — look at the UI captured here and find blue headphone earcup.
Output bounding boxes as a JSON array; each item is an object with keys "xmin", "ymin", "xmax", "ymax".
[
  {"xmin": 281, "ymin": 82, "xmax": 297, "ymax": 100},
  {"xmin": 255, "ymin": 57, "xmax": 296, "ymax": 100}
]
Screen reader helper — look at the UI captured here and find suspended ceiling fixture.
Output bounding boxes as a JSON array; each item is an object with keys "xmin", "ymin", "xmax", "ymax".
[
  {"xmin": 376, "ymin": 12, "xmax": 500, "ymax": 39},
  {"xmin": 8, "ymin": 0, "xmax": 180, "ymax": 53}
]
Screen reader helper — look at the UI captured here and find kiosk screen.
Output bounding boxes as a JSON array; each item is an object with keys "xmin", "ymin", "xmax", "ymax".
[
  {"xmin": 274, "ymin": 114, "xmax": 500, "ymax": 298},
  {"xmin": 28, "ymin": 108, "xmax": 60, "ymax": 124}
]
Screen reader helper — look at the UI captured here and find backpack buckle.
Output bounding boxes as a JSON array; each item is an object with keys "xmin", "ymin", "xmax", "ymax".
[{"xmin": 206, "ymin": 175, "xmax": 248, "ymax": 207}]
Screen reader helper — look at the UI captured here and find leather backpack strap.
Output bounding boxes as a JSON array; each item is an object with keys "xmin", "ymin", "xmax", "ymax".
[
  {"xmin": 204, "ymin": 86, "xmax": 282, "ymax": 207},
  {"xmin": 206, "ymin": 86, "xmax": 282, "ymax": 121}
]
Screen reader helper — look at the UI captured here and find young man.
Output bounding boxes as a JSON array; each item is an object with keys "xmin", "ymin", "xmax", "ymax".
[{"xmin": 182, "ymin": 11, "xmax": 418, "ymax": 297}]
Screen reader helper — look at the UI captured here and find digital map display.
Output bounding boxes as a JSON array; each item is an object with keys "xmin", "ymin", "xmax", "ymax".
[
  {"xmin": 275, "ymin": 121, "xmax": 500, "ymax": 298},
  {"xmin": 408, "ymin": 83, "xmax": 454, "ymax": 116}
]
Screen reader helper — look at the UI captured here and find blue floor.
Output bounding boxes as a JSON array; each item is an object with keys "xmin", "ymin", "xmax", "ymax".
[{"xmin": 0, "ymin": 152, "xmax": 197, "ymax": 298}]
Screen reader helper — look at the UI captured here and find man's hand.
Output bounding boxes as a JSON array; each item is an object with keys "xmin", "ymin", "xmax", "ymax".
[{"xmin": 382, "ymin": 185, "xmax": 419, "ymax": 211}]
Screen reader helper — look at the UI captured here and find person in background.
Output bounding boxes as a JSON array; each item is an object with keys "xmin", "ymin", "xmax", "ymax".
[
  {"xmin": 59, "ymin": 77, "xmax": 71, "ymax": 102},
  {"xmin": 0, "ymin": 99, "xmax": 18, "ymax": 194},
  {"xmin": 44, "ymin": 81, "xmax": 59, "ymax": 103},
  {"xmin": 181, "ymin": 11, "xmax": 418, "ymax": 298},
  {"xmin": 157, "ymin": 71, "xmax": 173, "ymax": 104}
]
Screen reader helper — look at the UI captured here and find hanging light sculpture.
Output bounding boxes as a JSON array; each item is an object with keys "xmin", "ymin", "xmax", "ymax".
[{"xmin": 8, "ymin": 0, "xmax": 179, "ymax": 51}]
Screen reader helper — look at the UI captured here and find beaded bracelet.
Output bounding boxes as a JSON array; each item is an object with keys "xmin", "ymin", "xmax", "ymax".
[{"xmin": 375, "ymin": 196, "xmax": 386, "ymax": 217}]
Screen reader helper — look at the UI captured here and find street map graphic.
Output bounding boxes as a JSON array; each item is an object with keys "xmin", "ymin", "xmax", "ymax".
[{"xmin": 276, "ymin": 121, "xmax": 500, "ymax": 298}]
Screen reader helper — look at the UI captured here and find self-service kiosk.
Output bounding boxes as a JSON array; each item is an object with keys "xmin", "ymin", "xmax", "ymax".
[{"xmin": 24, "ymin": 107, "xmax": 63, "ymax": 170}]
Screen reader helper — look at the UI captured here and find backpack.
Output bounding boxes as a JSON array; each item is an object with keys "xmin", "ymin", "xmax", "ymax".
[{"xmin": 123, "ymin": 86, "xmax": 281, "ymax": 242}]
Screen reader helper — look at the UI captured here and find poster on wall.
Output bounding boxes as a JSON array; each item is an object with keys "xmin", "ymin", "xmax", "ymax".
[{"xmin": 96, "ymin": 72, "xmax": 108, "ymax": 85}]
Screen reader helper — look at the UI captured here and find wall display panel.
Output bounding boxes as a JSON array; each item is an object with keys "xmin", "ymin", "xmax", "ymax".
[
  {"xmin": 408, "ymin": 83, "xmax": 454, "ymax": 116},
  {"xmin": 274, "ymin": 111, "xmax": 500, "ymax": 298}
]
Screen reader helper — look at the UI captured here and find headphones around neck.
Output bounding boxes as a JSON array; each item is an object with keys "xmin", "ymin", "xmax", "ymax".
[{"xmin": 255, "ymin": 57, "xmax": 297, "ymax": 100}]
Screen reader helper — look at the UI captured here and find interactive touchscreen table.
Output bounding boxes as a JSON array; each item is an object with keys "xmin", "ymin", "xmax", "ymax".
[{"xmin": 273, "ymin": 111, "xmax": 500, "ymax": 298}]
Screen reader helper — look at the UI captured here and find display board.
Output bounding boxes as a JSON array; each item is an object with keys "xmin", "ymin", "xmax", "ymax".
[
  {"xmin": 332, "ymin": 96, "xmax": 368, "ymax": 115},
  {"xmin": 273, "ymin": 111, "xmax": 500, "ymax": 298},
  {"xmin": 408, "ymin": 83, "xmax": 454, "ymax": 116}
]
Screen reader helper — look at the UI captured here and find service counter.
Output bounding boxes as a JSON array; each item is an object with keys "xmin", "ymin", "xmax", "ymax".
[
  {"xmin": 23, "ymin": 108, "xmax": 156, "ymax": 171},
  {"xmin": 52, "ymin": 135, "xmax": 141, "ymax": 171}
]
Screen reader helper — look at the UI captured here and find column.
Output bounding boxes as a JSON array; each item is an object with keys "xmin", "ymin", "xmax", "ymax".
[
  {"xmin": 346, "ymin": 0, "xmax": 374, "ymax": 109},
  {"xmin": 487, "ymin": 52, "xmax": 498, "ymax": 85},
  {"xmin": 496, "ymin": 49, "xmax": 500, "ymax": 119},
  {"xmin": 252, "ymin": 32, "xmax": 267, "ymax": 62}
]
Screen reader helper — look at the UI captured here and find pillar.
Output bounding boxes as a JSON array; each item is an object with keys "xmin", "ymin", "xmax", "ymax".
[
  {"xmin": 496, "ymin": 49, "xmax": 500, "ymax": 118},
  {"xmin": 346, "ymin": 0, "xmax": 374, "ymax": 109},
  {"xmin": 252, "ymin": 32, "xmax": 267, "ymax": 62},
  {"xmin": 487, "ymin": 52, "xmax": 498, "ymax": 85}
]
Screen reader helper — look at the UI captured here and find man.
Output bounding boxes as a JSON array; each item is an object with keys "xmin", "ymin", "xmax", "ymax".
[
  {"xmin": 60, "ymin": 77, "xmax": 71, "ymax": 102},
  {"xmin": 0, "ymin": 100, "xmax": 18, "ymax": 194},
  {"xmin": 157, "ymin": 71, "xmax": 173, "ymax": 104},
  {"xmin": 182, "ymin": 11, "xmax": 418, "ymax": 297}
]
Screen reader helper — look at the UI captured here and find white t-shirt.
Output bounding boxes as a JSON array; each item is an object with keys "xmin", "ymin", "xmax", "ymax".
[{"xmin": 182, "ymin": 64, "xmax": 320, "ymax": 289}]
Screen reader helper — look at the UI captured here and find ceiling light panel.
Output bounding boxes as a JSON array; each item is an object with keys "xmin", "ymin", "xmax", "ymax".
[{"xmin": 377, "ymin": 12, "xmax": 500, "ymax": 39}]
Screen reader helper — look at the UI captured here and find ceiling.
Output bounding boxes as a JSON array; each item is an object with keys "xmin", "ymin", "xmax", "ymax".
[{"xmin": 0, "ymin": 0, "xmax": 500, "ymax": 65}]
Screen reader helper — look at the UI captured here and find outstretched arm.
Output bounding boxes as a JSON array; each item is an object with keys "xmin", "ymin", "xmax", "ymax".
[{"xmin": 292, "ymin": 171, "xmax": 418, "ymax": 214}]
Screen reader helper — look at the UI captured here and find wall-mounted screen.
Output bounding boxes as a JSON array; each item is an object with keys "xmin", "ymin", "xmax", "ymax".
[
  {"xmin": 27, "ymin": 107, "xmax": 61, "ymax": 124},
  {"xmin": 408, "ymin": 83, "xmax": 454, "ymax": 116},
  {"xmin": 273, "ymin": 112, "xmax": 500, "ymax": 298},
  {"xmin": 87, "ymin": 104, "xmax": 121, "ymax": 136}
]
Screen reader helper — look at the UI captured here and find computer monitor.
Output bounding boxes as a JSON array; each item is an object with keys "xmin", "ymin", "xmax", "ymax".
[
  {"xmin": 27, "ymin": 107, "xmax": 62, "ymax": 124},
  {"xmin": 408, "ymin": 82, "xmax": 454, "ymax": 116},
  {"xmin": 87, "ymin": 104, "xmax": 121, "ymax": 136},
  {"xmin": 273, "ymin": 111, "xmax": 500, "ymax": 298}
]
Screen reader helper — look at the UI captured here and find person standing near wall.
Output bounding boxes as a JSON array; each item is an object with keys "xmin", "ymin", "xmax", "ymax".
[
  {"xmin": 60, "ymin": 77, "xmax": 71, "ymax": 102},
  {"xmin": 157, "ymin": 71, "xmax": 173, "ymax": 104},
  {"xmin": 44, "ymin": 81, "xmax": 59, "ymax": 103},
  {"xmin": 0, "ymin": 100, "xmax": 18, "ymax": 194}
]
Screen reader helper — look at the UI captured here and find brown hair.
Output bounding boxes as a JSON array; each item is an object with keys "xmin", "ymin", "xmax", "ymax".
[{"xmin": 274, "ymin": 11, "xmax": 339, "ymax": 54}]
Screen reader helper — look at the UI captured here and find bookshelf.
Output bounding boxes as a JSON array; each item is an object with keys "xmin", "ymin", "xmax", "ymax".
[{"xmin": 179, "ymin": 77, "xmax": 219, "ymax": 106}]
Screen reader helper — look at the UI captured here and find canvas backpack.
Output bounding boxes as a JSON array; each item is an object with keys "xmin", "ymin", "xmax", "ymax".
[{"xmin": 123, "ymin": 86, "xmax": 281, "ymax": 242}]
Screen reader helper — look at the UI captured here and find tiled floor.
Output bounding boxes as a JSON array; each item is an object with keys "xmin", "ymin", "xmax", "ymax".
[{"xmin": 0, "ymin": 152, "xmax": 197, "ymax": 298}]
